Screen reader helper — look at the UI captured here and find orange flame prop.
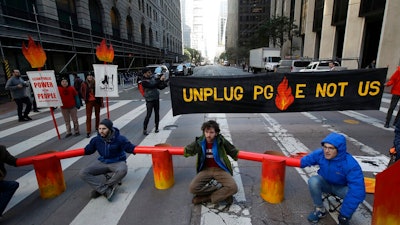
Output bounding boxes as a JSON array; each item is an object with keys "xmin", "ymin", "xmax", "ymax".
[
  {"xmin": 22, "ymin": 36, "xmax": 47, "ymax": 69},
  {"xmin": 275, "ymin": 77, "xmax": 294, "ymax": 111},
  {"xmin": 96, "ymin": 39, "xmax": 114, "ymax": 63}
]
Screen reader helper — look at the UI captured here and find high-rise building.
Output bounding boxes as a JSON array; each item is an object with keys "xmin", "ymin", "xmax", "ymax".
[
  {"xmin": 227, "ymin": 0, "xmax": 400, "ymax": 76},
  {"xmin": 0, "ymin": 0, "xmax": 183, "ymax": 84}
]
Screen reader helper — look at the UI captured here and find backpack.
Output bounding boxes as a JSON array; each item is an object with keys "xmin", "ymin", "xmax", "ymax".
[{"xmin": 138, "ymin": 81, "xmax": 145, "ymax": 96}]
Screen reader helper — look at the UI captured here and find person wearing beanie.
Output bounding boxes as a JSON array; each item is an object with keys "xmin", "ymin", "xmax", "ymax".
[
  {"xmin": 300, "ymin": 132, "xmax": 365, "ymax": 225},
  {"xmin": 79, "ymin": 119, "xmax": 136, "ymax": 201},
  {"xmin": 141, "ymin": 67, "xmax": 166, "ymax": 135}
]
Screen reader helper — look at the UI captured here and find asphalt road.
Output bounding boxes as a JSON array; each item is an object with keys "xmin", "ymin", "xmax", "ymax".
[{"xmin": 0, "ymin": 65, "xmax": 395, "ymax": 225}]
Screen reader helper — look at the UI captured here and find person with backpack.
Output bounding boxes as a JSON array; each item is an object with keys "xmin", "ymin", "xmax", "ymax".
[{"xmin": 140, "ymin": 67, "xmax": 165, "ymax": 135}]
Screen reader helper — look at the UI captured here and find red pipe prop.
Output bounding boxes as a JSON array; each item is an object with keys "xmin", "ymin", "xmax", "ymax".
[
  {"xmin": 33, "ymin": 155, "xmax": 66, "ymax": 198},
  {"xmin": 16, "ymin": 148, "xmax": 85, "ymax": 167},
  {"xmin": 238, "ymin": 151, "xmax": 301, "ymax": 167},
  {"xmin": 151, "ymin": 150, "xmax": 174, "ymax": 189},
  {"xmin": 260, "ymin": 158, "xmax": 286, "ymax": 203}
]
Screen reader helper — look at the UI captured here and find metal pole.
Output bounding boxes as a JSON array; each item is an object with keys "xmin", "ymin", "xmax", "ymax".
[{"xmin": 70, "ymin": 16, "xmax": 79, "ymax": 71}]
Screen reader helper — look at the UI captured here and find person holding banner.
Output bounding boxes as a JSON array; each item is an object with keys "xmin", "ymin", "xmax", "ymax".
[
  {"xmin": 184, "ymin": 120, "xmax": 239, "ymax": 205},
  {"xmin": 385, "ymin": 66, "xmax": 400, "ymax": 128},
  {"xmin": 5, "ymin": 69, "xmax": 32, "ymax": 122},
  {"xmin": 300, "ymin": 132, "xmax": 365, "ymax": 224},
  {"xmin": 81, "ymin": 73, "xmax": 104, "ymax": 138},
  {"xmin": 141, "ymin": 67, "xmax": 165, "ymax": 135},
  {"xmin": 58, "ymin": 78, "xmax": 80, "ymax": 138}
]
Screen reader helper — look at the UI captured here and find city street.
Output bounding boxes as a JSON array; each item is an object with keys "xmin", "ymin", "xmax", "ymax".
[{"xmin": 0, "ymin": 65, "xmax": 394, "ymax": 225}]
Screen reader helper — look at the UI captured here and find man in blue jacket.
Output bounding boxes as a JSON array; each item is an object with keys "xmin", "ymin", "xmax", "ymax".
[
  {"xmin": 301, "ymin": 132, "xmax": 365, "ymax": 225},
  {"xmin": 184, "ymin": 120, "xmax": 239, "ymax": 205},
  {"xmin": 79, "ymin": 119, "xmax": 136, "ymax": 201}
]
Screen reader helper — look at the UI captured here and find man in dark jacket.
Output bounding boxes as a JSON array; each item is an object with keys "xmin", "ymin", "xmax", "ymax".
[
  {"xmin": 141, "ymin": 67, "xmax": 165, "ymax": 135},
  {"xmin": 0, "ymin": 145, "xmax": 19, "ymax": 218},
  {"xmin": 184, "ymin": 120, "xmax": 239, "ymax": 205},
  {"xmin": 300, "ymin": 132, "xmax": 365, "ymax": 225},
  {"xmin": 79, "ymin": 119, "xmax": 136, "ymax": 201},
  {"xmin": 5, "ymin": 69, "xmax": 32, "ymax": 122}
]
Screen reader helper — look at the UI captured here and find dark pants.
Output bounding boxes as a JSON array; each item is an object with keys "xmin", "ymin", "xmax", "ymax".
[
  {"xmin": 143, "ymin": 99, "xmax": 160, "ymax": 130},
  {"xmin": 386, "ymin": 94, "xmax": 400, "ymax": 125},
  {"xmin": 14, "ymin": 96, "xmax": 32, "ymax": 119},
  {"xmin": 0, "ymin": 180, "xmax": 19, "ymax": 216}
]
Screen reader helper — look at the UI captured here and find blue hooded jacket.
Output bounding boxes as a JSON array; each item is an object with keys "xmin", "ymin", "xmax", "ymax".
[
  {"xmin": 300, "ymin": 132, "xmax": 366, "ymax": 218},
  {"xmin": 84, "ymin": 127, "xmax": 135, "ymax": 164}
]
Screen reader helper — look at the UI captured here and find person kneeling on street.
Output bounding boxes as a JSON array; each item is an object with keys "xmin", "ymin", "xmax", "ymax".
[
  {"xmin": 300, "ymin": 132, "xmax": 365, "ymax": 225},
  {"xmin": 79, "ymin": 119, "xmax": 136, "ymax": 201},
  {"xmin": 184, "ymin": 120, "xmax": 239, "ymax": 205}
]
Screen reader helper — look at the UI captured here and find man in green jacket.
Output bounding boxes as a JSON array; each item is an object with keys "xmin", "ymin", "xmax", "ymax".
[{"xmin": 184, "ymin": 120, "xmax": 239, "ymax": 205}]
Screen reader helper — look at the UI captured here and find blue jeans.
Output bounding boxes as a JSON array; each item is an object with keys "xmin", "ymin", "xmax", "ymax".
[
  {"xmin": 0, "ymin": 180, "xmax": 19, "ymax": 216},
  {"xmin": 308, "ymin": 175, "xmax": 348, "ymax": 208}
]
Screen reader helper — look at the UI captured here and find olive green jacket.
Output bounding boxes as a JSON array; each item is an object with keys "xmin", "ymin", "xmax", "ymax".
[{"xmin": 184, "ymin": 134, "xmax": 239, "ymax": 175}]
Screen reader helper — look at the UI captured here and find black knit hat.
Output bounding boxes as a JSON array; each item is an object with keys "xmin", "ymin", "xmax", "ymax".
[{"xmin": 100, "ymin": 119, "xmax": 113, "ymax": 130}]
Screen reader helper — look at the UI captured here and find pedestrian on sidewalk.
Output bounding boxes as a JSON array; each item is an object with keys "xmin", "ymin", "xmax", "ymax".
[
  {"xmin": 79, "ymin": 119, "xmax": 136, "ymax": 201},
  {"xmin": 300, "ymin": 132, "xmax": 365, "ymax": 225},
  {"xmin": 81, "ymin": 73, "xmax": 103, "ymax": 138},
  {"xmin": 58, "ymin": 77, "xmax": 80, "ymax": 138},
  {"xmin": 0, "ymin": 145, "xmax": 20, "ymax": 218},
  {"xmin": 5, "ymin": 69, "xmax": 32, "ymax": 122},
  {"xmin": 184, "ymin": 120, "xmax": 239, "ymax": 205},
  {"xmin": 385, "ymin": 66, "xmax": 400, "ymax": 128}
]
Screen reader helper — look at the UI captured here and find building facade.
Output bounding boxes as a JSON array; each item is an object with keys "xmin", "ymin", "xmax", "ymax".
[
  {"xmin": 227, "ymin": 0, "xmax": 400, "ymax": 77},
  {"xmin": 0, "ymin": 0, "xmax": 183, "ymax": 97}
]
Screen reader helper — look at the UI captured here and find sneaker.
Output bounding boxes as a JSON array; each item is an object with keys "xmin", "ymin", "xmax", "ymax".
[
  {"xmin": 384, "ymin": 123, "xmax": 390, "ymax": 128},
  {"xmin": 155, "ymin": 129, "xmax": 159, "ymax": 133},
  {"xmin": 65, "ymin": 133, "xmax": 72, "ymax": 138},
  {"xmin": 18, "ymin": 117, "xmax": 29, "ymax": 122},
  {"xmin": 143, "ymin": 130, "xmax": 149, "ymax": 135},
  {"xmin": 86, "ymin": 133, "xmax": 91, "ymax": 138},
  {"xmin": 90, "ymin": 190, "xmax": 101, "ymax": 198},
  {"xmin": 307, "ymin": 207, "xmax": 326, "ymax": 222},
  {"xmin": 104, "ymin": 185, "xmax": 117, "ymax": 201},
  {"xmin": 192, "ymin": 195, "xmax": 211, "ymax": 204}
]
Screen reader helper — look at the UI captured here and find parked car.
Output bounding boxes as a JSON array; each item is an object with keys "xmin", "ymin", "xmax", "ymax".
[
  {"xmin": 223, "ymin": 60, "xmax": 230, "ymax": 66},
  {"xmin": 146, "ymin": 64, "xmax": 170, "ymax": 81},
  {"xmin": 170, "ymin": 63, "xmax": 188, "ymax": 76},
  {"xmin": 276, "ymin": 59, "xmax": 312, "ymax": 73},
  {"xmin": 299, "ymin": 61, "xmax": 346, "ymax": 72}
]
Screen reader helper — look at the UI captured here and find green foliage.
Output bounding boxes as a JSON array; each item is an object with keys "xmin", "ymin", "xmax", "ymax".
[
  {"xmin": 184, "ymin": 47, "xmax": 202, "ymax": 64},
  {"xmin": 257, "ymin": 16, "xmax": 298, "ymax": 48}
]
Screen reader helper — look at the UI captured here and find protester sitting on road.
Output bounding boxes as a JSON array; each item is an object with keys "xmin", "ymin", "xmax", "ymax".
[
  {"xmin": 392, "ymin": 121, "xmax": 400, "ymax": 162},
  {"xmin": 79, "ymin": 119, "xmax": 136, "ymax": 201},
  {"xmin": 184, "ymin": 120, "xmax": 239, "ymax": 205},
  {"xmin": 58, "ymin": 78, "xmax": 80, "ymax": 138},
  {"xmin": 0, "ymin": 145, "xmax": 20, "ymax": 219},
  {"xmin": 300, "ymin": 132, "xmax": 365, "ymax": 225},
  {"xmin": 5, "ymin": 69, "xmax": 32, "ymax": 122}
]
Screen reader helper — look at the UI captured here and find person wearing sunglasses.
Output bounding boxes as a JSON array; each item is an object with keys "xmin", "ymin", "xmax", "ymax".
[{"xmin": 300, "ymin": 132, "xmax": 365, "ymax": 225}]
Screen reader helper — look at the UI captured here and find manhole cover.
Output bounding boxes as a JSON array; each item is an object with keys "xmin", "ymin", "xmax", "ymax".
[{"xmin": 164, "ymin": 125, "xmax": 178, "ymax": 130}]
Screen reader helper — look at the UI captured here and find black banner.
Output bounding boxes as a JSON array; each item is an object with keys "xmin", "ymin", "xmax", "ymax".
[{"xmin": 170, "ymin": 68, "xmax": 387, "ymax": 116}]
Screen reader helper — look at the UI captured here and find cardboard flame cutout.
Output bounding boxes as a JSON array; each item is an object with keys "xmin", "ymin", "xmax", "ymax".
[
  {"xmin": 22, "ymin": 36, "xmax": 47, "ymax": 69},
  {"xmin": 96, "ymin": 39, "xmax": 114, "ymax": 63},
  {"xmin": 275, "ymin": 77, "xmax": 294, "ymax": 111}
]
